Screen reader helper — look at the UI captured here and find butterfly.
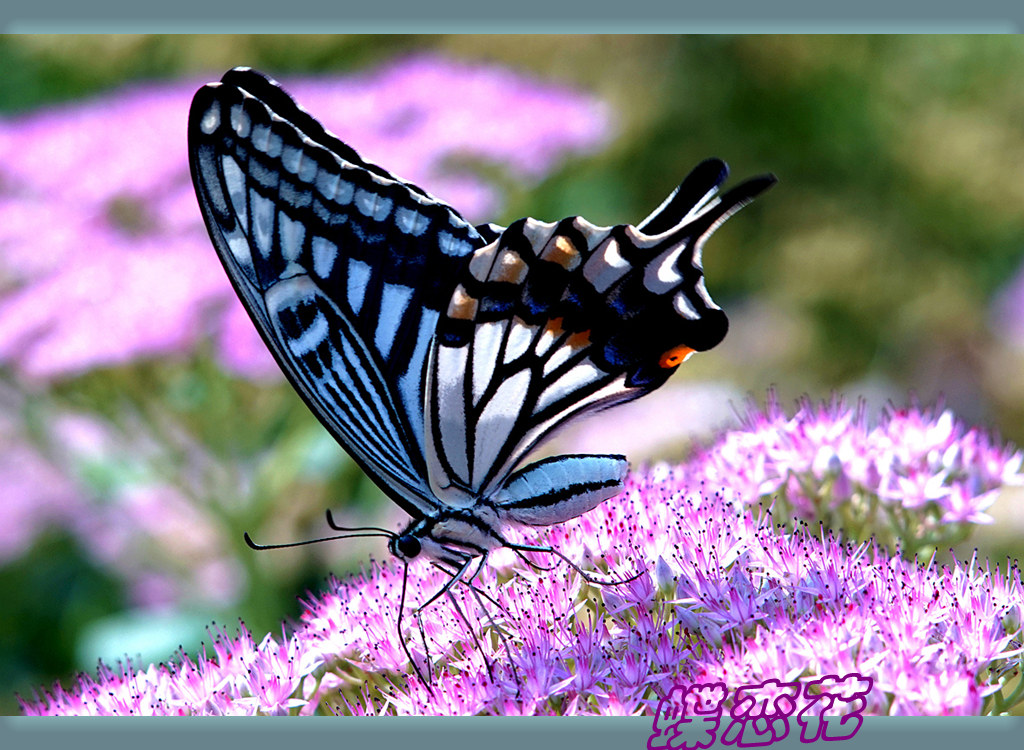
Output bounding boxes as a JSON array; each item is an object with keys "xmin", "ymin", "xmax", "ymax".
[{"xmin": 188, "ymin": 67, "xmax": 774, "ymax": 677}]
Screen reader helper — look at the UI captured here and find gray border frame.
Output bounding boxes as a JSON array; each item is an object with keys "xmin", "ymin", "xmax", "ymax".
[
  {"xmin": 2, "ymin": 9, "xmax": 1023, "ymax": 750},
  {"xmin": 0, "ymin": 0, "xmax": 1021, "ymax": 32},
  {"xmin": 4, "ymin": 715, "xmax": 1024, "ymax": 748}
]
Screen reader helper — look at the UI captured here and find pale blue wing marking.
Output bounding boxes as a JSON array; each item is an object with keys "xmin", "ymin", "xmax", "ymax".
[{"xmin": 490, "ymin": 454, "xmax": 629, "ymax": 526}]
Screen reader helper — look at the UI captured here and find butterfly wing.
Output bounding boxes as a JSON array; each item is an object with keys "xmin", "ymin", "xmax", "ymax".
[
  {"xmin": 188, "ymin": 68, "xmax": 488, "ymax": 516},
  {"xmin": 424, "ymin": 159, "xmax": 776, "ymax": 502}
]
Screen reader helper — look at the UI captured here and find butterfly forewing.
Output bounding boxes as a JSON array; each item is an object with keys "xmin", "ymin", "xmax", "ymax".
[{"xmin": 188, "ymin": 68, "xmax": 488, "ymax": 516}]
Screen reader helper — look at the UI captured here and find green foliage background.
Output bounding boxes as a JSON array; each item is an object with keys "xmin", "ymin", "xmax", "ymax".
[{"xmin": 1, "ymin": 34, "xmax": 1023, "ymax": 714}]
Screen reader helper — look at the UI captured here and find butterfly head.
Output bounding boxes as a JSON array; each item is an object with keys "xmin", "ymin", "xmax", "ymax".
[
  {"xmin": 387, "ymin": 516, "xmax": 433, "ymax": 563},
  {"xmin": 389, "ymin": 532, "xmax": 422, "ymax": 561},
  {"xmin": 387, "ymin": 512, "xmax": 497, "ymax": 569}
]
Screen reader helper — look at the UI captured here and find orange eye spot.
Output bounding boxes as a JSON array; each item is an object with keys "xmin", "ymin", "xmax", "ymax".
[{"xmin": 659, "ymin": 345, "xmax": 695, "ymax": 368}]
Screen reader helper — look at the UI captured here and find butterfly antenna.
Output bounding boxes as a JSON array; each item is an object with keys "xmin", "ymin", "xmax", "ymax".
[
  {"xmin": 324, "ymin": 508, "xmax": 395, "ymax": 536},
  {"xmin": 244, "ymin": 529, "xmax": 393, "ymax": 551}
]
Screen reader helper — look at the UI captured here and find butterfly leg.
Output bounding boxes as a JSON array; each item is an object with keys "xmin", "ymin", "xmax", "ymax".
[
  {"xmin": 505, "ymin": 540, "xmax": 645, "ymax": 587},
  {"xmin": 416, "ymin": 554, "xmax": 521, "ymax": 695},
  {"xmin": 457, "ymin": 557, "xmax": 525, "ymax": 696},
  {"xmin": 442, "ymin": 586, "xmax": 497, "ymax": 682},
  {"xmin": 457, "ymin": 580, "xmax": 524, "ymax": 698},
  {"xmin": 418, "ymin": 553, "xmax": 478, "ymax": 612},
  {"xmin": 396, "ymin": 560, "xmax": 434, "ymax": 692},
  {"xmin": 412, "ymin": 606, "xmax": 433, "ymax": 693},
  {"xmin": 401, "ymin": 553, "xmax": 478, "ymax": 689}
]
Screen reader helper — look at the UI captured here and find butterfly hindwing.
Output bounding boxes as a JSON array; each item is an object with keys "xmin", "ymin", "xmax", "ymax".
[
  {"xmin": 188, "ymin": 68, "xmax": 488, "ymax": 515},
  {"xmin": 425, "ymin": 161, "xmax": 777, "ymax": 502}
]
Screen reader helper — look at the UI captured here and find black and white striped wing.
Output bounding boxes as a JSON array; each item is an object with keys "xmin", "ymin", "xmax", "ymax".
[
  {"xmin": 188, "ymin": 67, "xmax": 486, "ymax": 517},
  {"xmin": 425, "ymin": 159, "xmax": 776, "ymax": 504}
]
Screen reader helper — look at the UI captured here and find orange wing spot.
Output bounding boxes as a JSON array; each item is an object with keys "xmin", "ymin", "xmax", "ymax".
[
  {"xmin": 447, "ymin": 285, "xmax": 478, "ymax": 321},
  {"xmin": 543, "ymin": 317, "xmax": 565, "ymax": 336},
  {"xmin": 540, "ymin": 235, "xmax": 581, "ymax": 270},
  {"xmin": 493, "ymin": 249, "xmax": 528, "ymax": 284},
  {"xmin": 566, "ymin": 329, "xmax": 591, "ymax": 349},
  {"xmin": 659, "ymin": 345, "xmax": 695, "ymax": 368}
]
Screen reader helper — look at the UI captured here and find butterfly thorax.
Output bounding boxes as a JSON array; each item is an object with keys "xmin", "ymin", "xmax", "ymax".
[
  {"xmin": 388, "ymin": 453, "xmax": 632, "ymax": 567},
  {"xmin": 389, "ymin": 503, "xmax": 506, "ymax": 567}
]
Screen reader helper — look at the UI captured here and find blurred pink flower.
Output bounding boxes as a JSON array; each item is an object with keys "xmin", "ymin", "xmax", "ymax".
[
  {"xmin": 0, "ymin": 56, "xmax": 612, "ymax": 380},
  {"xmin": 0, "ymin": 440, "xmax": 83, "ymax": 562},
  {"xmin": 0, "ymin": 221, "xmax": 226, "ymax": 378},
  {"xmin": 0, "ymin": 406, "xmax": 103, "ymax": 563},
  {"xmin": 992, "ymin": 260, "xmax": 1024, "ymax": 347},
  {"xmin": 0, "ymin": 407, "xmax": 241, "ymax": 608},
  {"xmin": 557, "ymin": 381, "xmax": 743, "ymax": 460}
]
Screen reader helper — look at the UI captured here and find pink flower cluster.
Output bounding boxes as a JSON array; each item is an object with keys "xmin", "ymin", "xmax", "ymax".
[
  {"xmin": 689, "ymin": 395, "xmax": 1023, "ymax": 554},
  {"xmin": 21, "ymin": 401, "xmax": 1024, "ymax": 716}
]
